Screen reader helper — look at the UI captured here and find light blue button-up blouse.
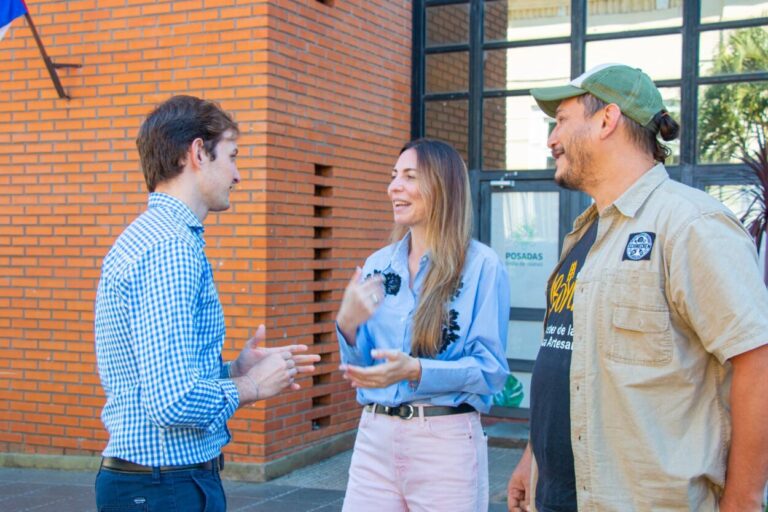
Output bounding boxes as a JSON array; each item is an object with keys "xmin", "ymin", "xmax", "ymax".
[{"xmin": 338, "ymin": 233, "xmax": 511, "ymax": 413}]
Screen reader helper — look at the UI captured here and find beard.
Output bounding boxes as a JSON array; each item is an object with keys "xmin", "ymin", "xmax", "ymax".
[{"xmin": 553, "ymin": 127, "xmax": 594, "ymax": 192}]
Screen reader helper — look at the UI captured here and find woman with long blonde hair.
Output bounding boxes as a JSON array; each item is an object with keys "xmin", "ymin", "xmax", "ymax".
[{"xmin": 336, "ymin": 138, "xmax": 510, "ymax": 511}]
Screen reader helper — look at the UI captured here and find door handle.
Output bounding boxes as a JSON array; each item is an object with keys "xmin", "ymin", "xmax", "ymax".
[{"xmin": 490, "ymin": 179, "xmax": 515, "ymax": 189}]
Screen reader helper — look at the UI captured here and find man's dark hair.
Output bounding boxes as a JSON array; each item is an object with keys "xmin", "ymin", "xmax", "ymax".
[
  {"xmin": 578, "ymin": 94, "xmax": 680, "ymax": 163},
  {"xmin": 136, "ymin": 95, "xmax": 239, "ymax": 192}
]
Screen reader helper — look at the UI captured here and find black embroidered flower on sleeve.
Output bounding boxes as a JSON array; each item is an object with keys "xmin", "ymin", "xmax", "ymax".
[
  {"xmin": 365, "ymin": 269, "xmax": 401, "ymax": 296},
  {"xmin": 438, "ymin": 309, "xmax": 460, "ymax": 354}
]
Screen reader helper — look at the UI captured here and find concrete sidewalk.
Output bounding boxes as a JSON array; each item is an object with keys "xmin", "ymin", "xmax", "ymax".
[{"xmin": 0, "ymin": 446, "xmax": 522, "ymax": 511}]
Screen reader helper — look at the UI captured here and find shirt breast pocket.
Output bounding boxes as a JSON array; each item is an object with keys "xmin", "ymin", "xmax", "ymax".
[
  {"xmin": 599, "ymin": 270, "xmax": 673, "ymax": 366},
  {"xmin": 607, "ymin": 305, "xmax": 672, "ymax": 365}
]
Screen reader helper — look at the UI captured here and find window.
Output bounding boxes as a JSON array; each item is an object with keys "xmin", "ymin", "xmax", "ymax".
[{"xmin": 414, "ymin": 0, "xmax": 768, "ymax": 416}]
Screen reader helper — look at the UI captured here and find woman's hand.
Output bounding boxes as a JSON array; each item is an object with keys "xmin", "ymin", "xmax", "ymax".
[
  {"xmin": 336, "ymin": 268, "xmax": 385, "ymax": 345},
  {"xmin": 340, "ymin": 349, "xmax": 421, "ymax": 388}
]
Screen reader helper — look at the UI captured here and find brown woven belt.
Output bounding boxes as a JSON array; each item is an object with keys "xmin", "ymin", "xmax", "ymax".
[
  {"xmin": 101, "ymin": 454, "xmax": 224, "ymax": 473},
  {"xmin": 364, "ymin": 402, "xmax": 475, "ymax": 420}
]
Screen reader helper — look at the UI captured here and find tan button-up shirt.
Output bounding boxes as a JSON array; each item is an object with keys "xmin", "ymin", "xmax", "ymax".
[{"xmin": 531, "ymin": 164, "xmax": 768, "ymax": 511}]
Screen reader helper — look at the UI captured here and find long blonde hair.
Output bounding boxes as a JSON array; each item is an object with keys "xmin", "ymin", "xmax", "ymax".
[{"xmin": 391, "ymin": 139, "xmax": 472, "ymax": 357}]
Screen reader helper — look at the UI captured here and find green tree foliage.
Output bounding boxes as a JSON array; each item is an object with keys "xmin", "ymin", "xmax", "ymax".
[{"xmin": 698, "ymin": 27, "xmax": 768, "ymax": 163}]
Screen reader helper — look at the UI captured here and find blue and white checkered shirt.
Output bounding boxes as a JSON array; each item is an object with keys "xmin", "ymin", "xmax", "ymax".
[{"xmin": 95, "ymin": 193, "xmax": 239, "ymax": 466}]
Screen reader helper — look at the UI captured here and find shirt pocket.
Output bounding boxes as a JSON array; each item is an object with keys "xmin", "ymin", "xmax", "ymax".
[
  {"xmin": 600, "ymin": 271, "xmax": 673, "ymax": 366},
  {"xmin": 426, "ymin": 414, "xmax": 474, "ymax": 441},
  {"xmin": 607, "ymin": 305, "xmax": 672, "ymax": 365}
]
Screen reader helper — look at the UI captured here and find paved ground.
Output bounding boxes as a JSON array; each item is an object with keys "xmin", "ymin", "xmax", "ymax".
[{"xmin": 0, "ymin": 446, "xmax": 522, "ymax": 511}]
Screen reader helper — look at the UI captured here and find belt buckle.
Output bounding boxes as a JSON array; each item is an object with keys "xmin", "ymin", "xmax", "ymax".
[{"xmin": 396, "ymin": 404, "xmax": 414, "ymax": 420}]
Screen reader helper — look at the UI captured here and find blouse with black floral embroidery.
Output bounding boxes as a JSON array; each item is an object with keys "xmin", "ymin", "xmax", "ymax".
[{"xmin": 337, "ymin": 231, "xmax": 511, "ymax": 413}]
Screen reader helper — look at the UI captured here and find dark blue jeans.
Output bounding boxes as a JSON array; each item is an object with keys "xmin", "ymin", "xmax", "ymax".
[{"xmin": 95, "ymin": 464, "xmax": 226, "ymax": 512}]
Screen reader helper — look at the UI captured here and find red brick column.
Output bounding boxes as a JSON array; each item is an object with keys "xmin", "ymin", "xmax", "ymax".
[{"xmin": 0, "ymin": 0, "xmax": 411, "ymax": 474}]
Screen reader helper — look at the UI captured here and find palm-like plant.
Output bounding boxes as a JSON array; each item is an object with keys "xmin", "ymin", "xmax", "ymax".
[
  {"xmin": 698, "ymin": 27, "xmax": 768, "ymax": 163},
  {"xmin": 739, "ymin": 137, "xmax": 768, "ymax": 286}
]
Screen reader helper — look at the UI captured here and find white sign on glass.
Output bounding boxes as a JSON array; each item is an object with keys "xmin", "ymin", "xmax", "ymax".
[{"xmin": 491, "ymin": 191, "xmax": 560, "ymax": 310}]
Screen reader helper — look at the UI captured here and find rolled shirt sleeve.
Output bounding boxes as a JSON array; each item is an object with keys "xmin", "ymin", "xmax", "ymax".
[
  {"xmin": 337, "ymin": 322, "xmax": 374, "ymax": 368},
  {"xmin": 667, "ymin": 210, "xmax": 768, "ymax": 363}
]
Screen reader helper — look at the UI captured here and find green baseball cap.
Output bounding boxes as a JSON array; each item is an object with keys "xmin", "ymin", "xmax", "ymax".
[{"xmin": 530, "ymin": 63, "xmax": 666, "ymax": 128}]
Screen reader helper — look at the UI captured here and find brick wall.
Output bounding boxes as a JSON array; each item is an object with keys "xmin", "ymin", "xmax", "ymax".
[
  {"xmin": 242, "ymin": 0, "xmax": 412, "ymax": 463},
  {"xmin": 0, "ymin": 0, "xmax": 411, "ymax": 470}
]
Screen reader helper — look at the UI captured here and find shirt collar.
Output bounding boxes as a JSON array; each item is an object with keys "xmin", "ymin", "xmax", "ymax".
[
  {"xmin": 570, "ymin": 164, "xmax": 668, "ymax": 231},
  {"xmin": 572, "ymin": 203, "xmax": 599, "ymax": 231},
  {"xmin": 611, "ymin": 163, "xmax": 668, "ymax": 218},
  {"xmin": 388, "ymin": 230, "xmax": 431, "ymax": 275},
  {"xmin": 148, "ymin": 192, "xmax": 204, "ymax": 233}
]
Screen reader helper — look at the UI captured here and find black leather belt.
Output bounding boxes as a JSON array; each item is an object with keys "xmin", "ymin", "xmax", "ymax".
[
  {"xmin": 101, "ymin": 454, "xmax": 224, "ymax": 473},
  {"xmin": 364, "ymin": 402, "xmax": 475, "ymax": 420}
]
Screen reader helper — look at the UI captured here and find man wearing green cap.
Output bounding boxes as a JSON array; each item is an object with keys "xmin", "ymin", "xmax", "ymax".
[{"xmin": 506, "ymin": 64, "xmax": 768, "ymax": 512}]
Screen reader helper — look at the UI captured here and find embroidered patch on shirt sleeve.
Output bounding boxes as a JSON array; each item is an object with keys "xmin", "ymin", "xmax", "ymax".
[{"xmin": 623, "ymin": 232, "xmax": 656, "ymax": 261}]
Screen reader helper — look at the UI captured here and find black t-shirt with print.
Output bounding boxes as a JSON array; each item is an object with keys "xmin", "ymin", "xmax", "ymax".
[{"xmin": 530, "ymin": 219, "xmax": 598, "ymax": 512}]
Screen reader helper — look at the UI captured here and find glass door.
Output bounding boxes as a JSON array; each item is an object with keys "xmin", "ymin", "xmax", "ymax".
[{"xmin": 480, "ymin": 178, "xmax": 579, "ymax": 418}]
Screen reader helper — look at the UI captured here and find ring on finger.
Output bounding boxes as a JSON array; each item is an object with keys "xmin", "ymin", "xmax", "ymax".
[{"xmin": 370, "ymin": 293, "xmax": 379, "ymax": 305}]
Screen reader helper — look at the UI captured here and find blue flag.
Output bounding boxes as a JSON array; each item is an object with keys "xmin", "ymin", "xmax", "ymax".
[{"xmin": 0, "ymin": 0, "xmax": 27, "ymax": 42}]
